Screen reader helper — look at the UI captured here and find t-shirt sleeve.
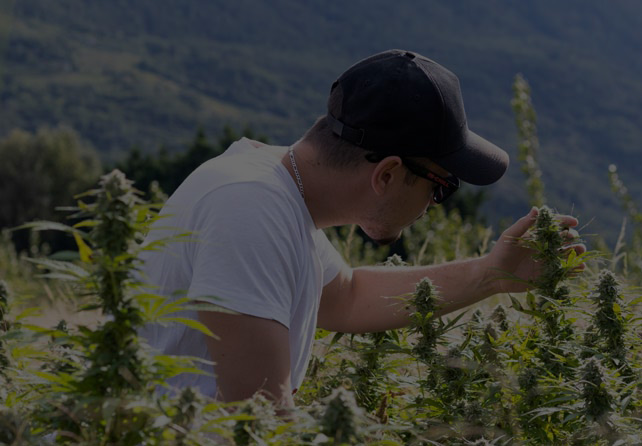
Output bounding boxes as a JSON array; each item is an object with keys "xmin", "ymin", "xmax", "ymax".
[
  {"xmin": 313, "ymin": 230, "xmax": 349, "ymax": 286},
  {"xmin": 185, "ymin": 184, "xmax": 302, "ymax": 329}
]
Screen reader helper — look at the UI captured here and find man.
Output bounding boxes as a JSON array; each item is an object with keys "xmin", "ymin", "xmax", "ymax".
[{"xmin": 139, "ymin": 49, "xmax": 584, "ymax": 407}]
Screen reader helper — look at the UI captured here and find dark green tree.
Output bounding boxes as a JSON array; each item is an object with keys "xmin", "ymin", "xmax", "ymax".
[
  {"xmin": 116, "ymin": 125, "xmax": 268, "ymax": 197},
  {"xmin": 0, "ymin": 127, "xmax": 102, "ymax": 251}
]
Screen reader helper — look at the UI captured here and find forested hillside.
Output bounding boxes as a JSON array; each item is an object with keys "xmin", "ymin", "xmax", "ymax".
[{"xmin": 1, "ymin": 0, "xmax": 641, "ymax": 242}]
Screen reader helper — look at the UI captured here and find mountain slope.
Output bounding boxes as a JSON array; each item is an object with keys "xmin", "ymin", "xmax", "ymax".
[{"xmin": 1, "ymin": 0, "xmax": 641, "ymax": 243}]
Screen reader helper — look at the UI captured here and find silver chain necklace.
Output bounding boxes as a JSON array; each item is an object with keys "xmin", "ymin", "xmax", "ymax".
[{"xmin": 288, "ymin": 146, "xmax": 305, "ymax": 199}]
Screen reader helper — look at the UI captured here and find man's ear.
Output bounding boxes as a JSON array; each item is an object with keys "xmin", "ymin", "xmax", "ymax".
[{"xmin": 370, "ymin": 156, "xmax": 404, "ymax": 196}]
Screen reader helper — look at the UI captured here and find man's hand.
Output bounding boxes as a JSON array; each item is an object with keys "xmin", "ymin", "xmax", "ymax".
[{"xmin": 481, "ymin": 207, "xmax": 587, "ymax": 294}]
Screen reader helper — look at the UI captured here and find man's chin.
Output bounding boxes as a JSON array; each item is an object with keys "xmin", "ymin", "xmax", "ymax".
[{"xmin": 371, "ymin": 233, "xmax": 401, "ymax": 247}]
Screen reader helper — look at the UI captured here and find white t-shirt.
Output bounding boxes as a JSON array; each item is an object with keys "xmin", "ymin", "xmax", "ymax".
[{"xmin": 137, "ymin": 138, "xmax": 346, "ymax": 397}]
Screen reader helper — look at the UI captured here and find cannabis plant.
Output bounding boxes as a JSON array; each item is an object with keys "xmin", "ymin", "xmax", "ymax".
[{"xmin": 512, "ymin": 74, "xmax": 545, "ymax": 208}]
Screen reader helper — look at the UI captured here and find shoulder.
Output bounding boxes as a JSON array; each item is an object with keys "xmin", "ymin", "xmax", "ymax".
[
  {"xmin": 194, "ymin": 181, "xmax": 300, "ymax": 227},
  {"xmin": 187, "ymin": 181, "xmax": 310, "ymax": 259},
  {"xmin": 166, "ymin": 139, "xmax": 289, "ymax": 209}
]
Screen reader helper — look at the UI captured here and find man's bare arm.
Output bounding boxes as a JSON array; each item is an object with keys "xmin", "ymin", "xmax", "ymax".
[
  {"xmin": 318, "ymin": 208, "xmax": 585, "ymax": 334},
  {"xmin": 317, "ymin": 257, "xmax": 490, "ymax": 333},
  {"xmin": 197, "ymin": 310, "xmax": 294, "ymax": 407}
]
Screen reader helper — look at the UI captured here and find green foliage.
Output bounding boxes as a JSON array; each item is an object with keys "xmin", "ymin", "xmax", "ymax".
[
  {"xmin": 308, "ymin": 211, "xmax": 641, "ymax": 445},
  {"xmin": 0, "ymin": 170, "xmax": 231, "ymax": 444},
  {"xmin": 580, "ymin": 359, "xmax": 613, "ymax": 420},
  {"xmin": 325, "ymin": 224, "xmax": 389, "ymax": 267},
  {"xmin": 1, "ymin": 169, "xmax": 642, "ymax": 444},
  {"xmin": 232, "ymin": 394, "xmax": 278, "ymax": 446},
  {"xmin": 512, "ymin": 74, "xmax": 545, "ymax": 208},
  {"xmin": 608, "ymin": 164, "xmax": 642, "ymax": 277},
  {"xmin": 15, "ymin": 170, "xmax": 162, "ymax": 442},
  {"xmin": 71, "ymin": 171, "xmax": 148, "ymax": 397},
  {"xmin": 0, "ymin": 127, "xmax": 102, "ymax": 251},
  {"xmin": 1, "ymin": 83, "xmax": 642, "ymax": 444},
  {"xmin": 589, "ymin": 271, "xmax": 626, "ymax": 361},
  {"xmin": 320, "ymin": 388, "xmax": 362, "ymax": 445},
  {"xmin": 409, "ymin": 278, "xmax": 441, "ymax": 364},
  {"xmin": 403, "ymin": 205, "xmax": 493, "ymax": 266}
]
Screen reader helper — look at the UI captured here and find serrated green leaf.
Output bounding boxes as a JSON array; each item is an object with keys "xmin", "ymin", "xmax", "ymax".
[
  {"xmin": 509, "ymin": 293, "xmax": 524, "ymax": 311},
  {"xmin": 14, "ymin": 220, "xmax": 77, "ymax": 234},
  {"xmin": 74, "ymin": 232, "xmax": 93, "ymax": 263},
  {"xmin": 26, "ymin": 257, "xmax": 88, "ymax": 276},
  {"xmin": 443, "ymin": 311, "xmax": 466, "ymax": 331},
  {"xmin": 73, "ymin": 219, "xmax": 98, "ymax": 229},
  {"xmin": 14, "ymin": 307, "xmax": 43, "ymax": 320},
  {"xmin": 613, "ymin": 302, "xmax": 622, "ymax": 317},
  {"xmin": 47, "ymin": 250, "xmax": 81, "ymax": 261},
  {"xmin": 565, "ymin": 248, "xmax": 577, "ymax": 264},
  {"xmin": 526, "ymin": 291, "xmax": 536, "ymax": 310},
  {"xmin": 19, "ymin": 324, "xmax": 55, "ymax": 334},
  {"xmin": 32, "ymin": 370, "xmax": 74, "ymax": 385},
  {"xmin": 629, "ymin": 296, "xmax": 642, "ymax": 306}
]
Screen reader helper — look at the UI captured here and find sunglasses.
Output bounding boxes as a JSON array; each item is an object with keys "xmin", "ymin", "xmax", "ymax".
[{"xmin": 365, "ymin": 154, "xmax": 460, "ymax": 204}]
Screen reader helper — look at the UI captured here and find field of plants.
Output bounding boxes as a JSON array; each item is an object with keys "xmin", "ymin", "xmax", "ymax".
[{"xmin": 1, "ymin": 78, "xmax": 641, "ymax": 445}]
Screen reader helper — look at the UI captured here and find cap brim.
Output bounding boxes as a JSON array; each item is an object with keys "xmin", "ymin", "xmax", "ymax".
[{"xmin": 434, "ymin": 130, "xmax": 509, "ymax": 186}]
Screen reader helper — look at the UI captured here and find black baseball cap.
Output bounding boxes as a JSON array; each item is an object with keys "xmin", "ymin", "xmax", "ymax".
[{"xmin": 327, "ymin": 49, "xmax": 509, "ymax": 185}]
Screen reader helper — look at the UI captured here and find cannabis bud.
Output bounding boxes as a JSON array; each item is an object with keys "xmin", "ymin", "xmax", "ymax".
[
  {"xmin": 591, "ymin": 270, "xmax": 626, "ymax": 361},
  {"xmin": 413, "ymin": 277, "xmax": 437, "ymax": 317},
  {"xmin": 518, "ymin": 367, "xmax": 539, "ymax": 392},
  {"xmin": 410, "ymin": 278, "xmax": 440, "ymax": 363},
  {"xmin": 320, "ymin": 388, "xmax": 361, "ymax": 444},
  {"xmin": 92, "ymin": 169, "xmax": 143, "ymax": 257},
  {"xmin": 383, "ymin": 253, "xmax": 407, "ymax": 266},
  {"xmin": 491, "ymin": 304, "xmax": 509, "ymax": 332},
  {"xmin": 173, "ymin": 387, "xmax": 200, "ymax": 444},
  {"xmin": 471, "ymin": 308, "xmax": 484, "ymax": 326},
  {"xmin": 233, "ymin": 394, "xmax": 276, "ymax": 446},
  {"xmin": 581, "ymin": 359, "xmax": 613, "ymax": 419},
  {"xmin": 532, "ymin": 206, "xmax": 566, "ymax": 296}
]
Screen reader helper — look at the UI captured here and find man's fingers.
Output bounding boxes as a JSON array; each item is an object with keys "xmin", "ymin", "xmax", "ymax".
[
  {"xmin": 561, "ymin": 227, "xmax": 580, "ymax": 242},
  {"xmin": 503, "ymin": 209, "xmax": 583, "ymax": 250},
  {"xmin": 556, "ymin": 214, "xmax": 579, "ymax": 228},
  {"xmin": 562, "ymin": 243, "xmax": 587, "ymax": 255},
  {"xmin": 502, "ymin": 207, "xmax": 538, "ymax": 240}
]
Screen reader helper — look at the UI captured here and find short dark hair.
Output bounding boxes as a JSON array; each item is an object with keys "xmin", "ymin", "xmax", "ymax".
[
  {"xmin": 301, "ymin": 82, "xmax": 370, "ymax": 170},
  {"xmin": 301, "ymin": 116, "xmax": 368, "ymax": 170},
  {"xmin": 302, "ymin": 83, "xmax": 418, "ymax": 184}
]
